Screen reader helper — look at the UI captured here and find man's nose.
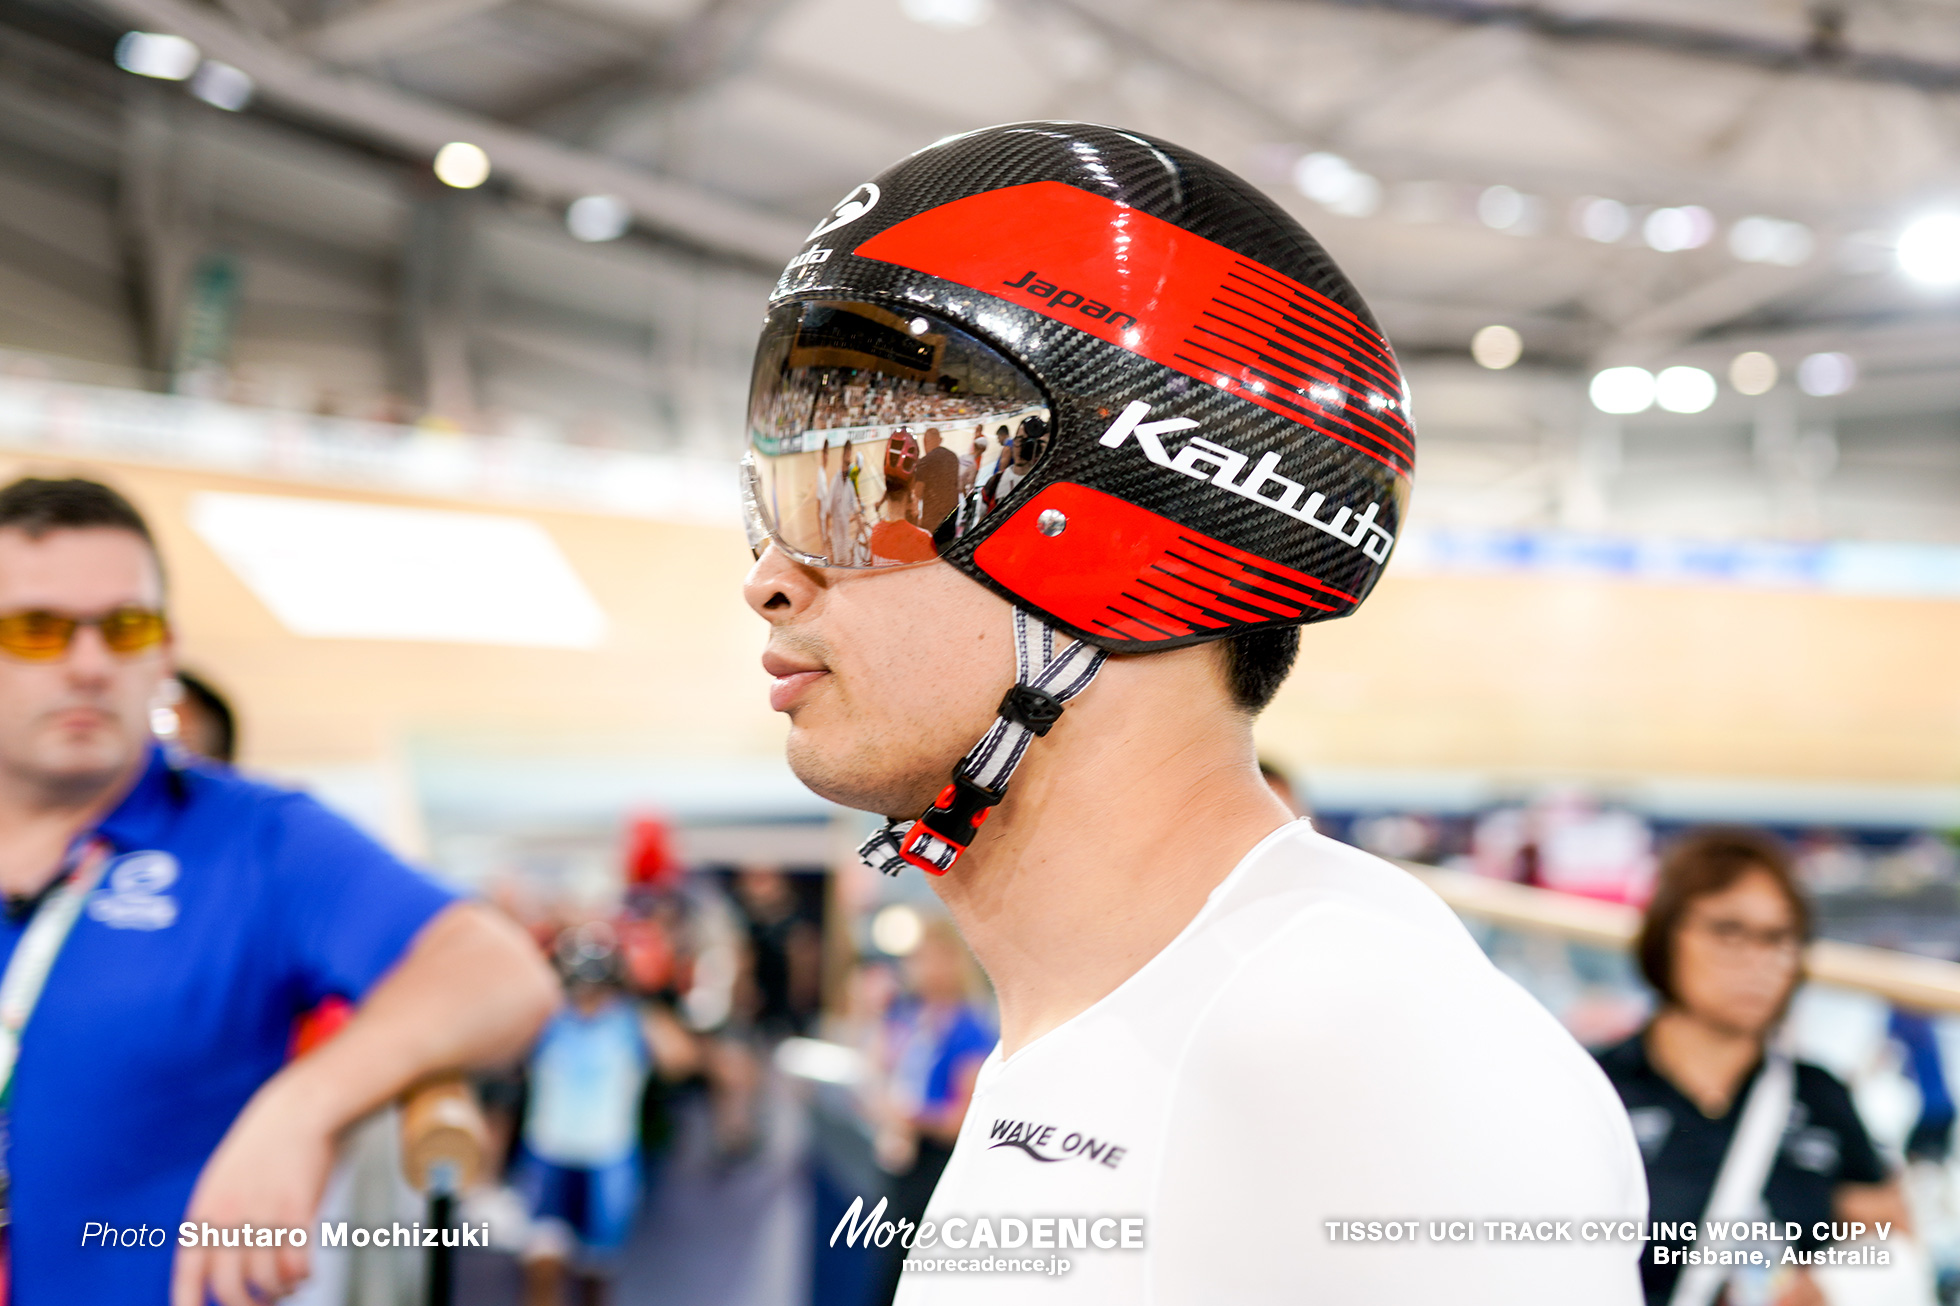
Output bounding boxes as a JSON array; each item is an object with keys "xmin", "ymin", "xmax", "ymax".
[
  {"xmin": 742, "ymin": 543, "xmax": 824, "ymax": 622},
  {"xmin": 63, "ymin": 624, "xmax": 117, "ymax": 679}
]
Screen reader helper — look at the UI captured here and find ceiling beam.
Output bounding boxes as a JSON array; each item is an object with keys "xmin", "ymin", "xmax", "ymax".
[
  {"xmin": 302, "ymin": 0, "xmax": 512, "ymax": 63},
  {"xmin": 73, "ymin": 0, "xmax": 808, "ymax": 267},
  {"xmin": 1594, "ymin": 262, "xmax": 1832, "ymax": 365},
  {"xmin": 1294, "ymin": 0, "xmax": 1960, "ymax": 94},
  {"xmin": 520, "ymin": 0, "xmax": 795, "ymax": 145}
]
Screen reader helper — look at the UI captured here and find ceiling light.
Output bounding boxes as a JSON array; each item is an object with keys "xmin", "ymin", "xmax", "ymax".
[
  {"xmin": 1729, "ymin": 351, "xmax": 1778, "ymax": 396},
  {"xmin": 1574, "ymin": 197, "xmax": 1630, "ymax": 243},
  {"xmin": 1728, "ymin": 216, "xmax": 1813, "ymax": 266},
  {"xmin": 901, "ymin": 0, "xmax": 992, "ymax": 29},
  {"xmin": 1655, "ymin": 366, "xmax": 1716, "ymax": 414},
  {"xmin": 115, "ymin": 31, "xmax": 199, "ymax": 80},
  {"xmin": 1644, "ymin": 206, "xmax": 1715, "ymax": 253},
  {"xmin": 1590, "ymin": 366, "xmax": 1655, "ymax": 415},
  {"xmin": 1797, "ymin": 352, "xmax": 1855, "ymax": 397},
  {"xmin": 565, "ymin": 194, "xmax": 630, "ymax": 242},
  {"xmin": 189, "ymin": 61, "xmax": 253, "ymax": 112},
  {"xmin": 1470, "ymin": 324, "xmax": 1522, "ymax": 370},
  {"xmin": 1897, "ymin": 213, "xmax": 1960, "ymax": 286},
  {"xmin": 433, "ymin": 141, "xmax": 490, "ymax": 190},
  {"xmin": 1293, "ymin": 153, "xmax": 1381, "ymax": 218},
  {"xmin": 1478, "ymin": 185, "xmax": 1525, "ymax": 231},
  {"xmin": 189, "ymin": 493, "xmax": 607, "ymax": 647}
]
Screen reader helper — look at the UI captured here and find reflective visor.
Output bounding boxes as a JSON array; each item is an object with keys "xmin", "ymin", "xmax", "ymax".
[{"xmin": 744, "ymin": 300, "xmax": 1050, "ymax": 568}]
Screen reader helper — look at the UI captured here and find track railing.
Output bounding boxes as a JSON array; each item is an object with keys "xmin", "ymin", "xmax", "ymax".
[{"xmin": 1408, "ymin": 866, "xmax": 1960, "ymax": 1016}]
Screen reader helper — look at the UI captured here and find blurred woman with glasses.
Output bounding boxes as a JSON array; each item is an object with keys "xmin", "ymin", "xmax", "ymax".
[{"xmin": 1598, "ymin": 829, "xmax": 1912, "ymax": 1306}]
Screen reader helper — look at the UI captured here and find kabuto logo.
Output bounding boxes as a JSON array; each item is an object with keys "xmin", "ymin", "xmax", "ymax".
[
  {"xmin": 1098, "ymin": 401, "xmax": 1395, "ymax": 563},
  {"xmin": 809, "ymin": 183, "xmax": 880, "ymax": 239},
  {"xmin": 988, "ymin": 1119, "xmax": 1129, "ymax": 1170}
]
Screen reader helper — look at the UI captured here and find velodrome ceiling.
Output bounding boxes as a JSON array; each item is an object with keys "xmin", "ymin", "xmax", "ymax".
[{"xmin": 1, "ymin": 0, "xmax": 1957, "ymax": 540}]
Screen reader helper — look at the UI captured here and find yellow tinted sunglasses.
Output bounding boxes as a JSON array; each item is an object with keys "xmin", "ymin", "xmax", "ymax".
[{"xmin": 0, "ymin": 607, "xmax": 169, "ymax": 661}]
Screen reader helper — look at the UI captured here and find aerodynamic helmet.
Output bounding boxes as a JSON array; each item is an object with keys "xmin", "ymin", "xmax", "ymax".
[
  {"xmin": 742, "ymin": 122, "xmax": 1414, "ymax": 876},
  {"xmin": 743, "ymin": 121, "xmax": 1413, "ymax": 652}
]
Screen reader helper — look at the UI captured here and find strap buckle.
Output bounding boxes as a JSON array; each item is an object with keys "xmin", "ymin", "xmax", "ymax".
[
  {"xmin": 996, "ymin": 683, "xmax": 1066, "ymax": 737},
  {"xmin": 900, "ymin": 770, "xmax": 1006, "ymax": 875}
]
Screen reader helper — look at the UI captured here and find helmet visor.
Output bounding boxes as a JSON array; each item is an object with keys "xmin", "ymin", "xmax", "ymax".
[{"xmin": 744, "ymin": 300, "xmax": 1050, "ymax": 568}]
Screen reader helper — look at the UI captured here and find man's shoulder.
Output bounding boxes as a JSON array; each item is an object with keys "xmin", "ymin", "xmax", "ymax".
[
  {"xmin": 171, "ymin": 757, "xmax": 316, "ymax": 821},
  {"xmin": 1190, "ymin": 832, "xmax": 1613, "ymax": 1095},
  {"xmin": 1207, "ymin": 823, "xmax": 1480, "ymax": 965},
  {"xmin": 167, "ymin": 762, "xmax": 417, "ymax": 886},
  {"xmin": 1791, "ymin": 1058, "xmax": 1860, "ymax": 1112}
]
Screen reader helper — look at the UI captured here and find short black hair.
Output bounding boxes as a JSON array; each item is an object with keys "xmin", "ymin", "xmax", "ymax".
[
  {"xmin": 0, "ymin": 477, "xmax": 156, "ymax": 552},
  {"xmin": 174, "ymin": 670, "xmax": 238, "ymax": 764},
  {"xmin": 1219, "ymin": 626, "xmax": 1300, "ymax": 712}
]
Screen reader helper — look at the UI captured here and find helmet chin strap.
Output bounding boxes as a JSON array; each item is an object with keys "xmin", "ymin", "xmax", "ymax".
[{"xmin": 859, "ymin": 609, "xmax": 1108, "ymax": 877}]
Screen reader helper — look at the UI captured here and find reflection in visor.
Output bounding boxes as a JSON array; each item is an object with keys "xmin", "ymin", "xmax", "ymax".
[{"xmin": 745, "ymin": 301, "xmax": 1050, "ymax": 568}]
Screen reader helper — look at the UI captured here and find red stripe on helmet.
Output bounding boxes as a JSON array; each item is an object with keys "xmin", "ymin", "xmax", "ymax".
[
  {"xmin": 972, "ymin": 481, "xmax": 1357, "ymax": 648},
  {"xmin": 852, "ymin": 181, "xmax": 1413, "ymax": 477}
]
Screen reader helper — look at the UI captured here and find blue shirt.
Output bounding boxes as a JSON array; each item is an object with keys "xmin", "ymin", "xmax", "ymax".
[
  {"xmin": 0, "ymin": 746, "xmax": 457, "ymax": 1302},
  {"xmin": 522, "ymin": 999, "xmax": 650, "ymax": 1167},
  {"xmin": 888, "ymin": 1000, "xmax": 994, "ymax": 1113}
]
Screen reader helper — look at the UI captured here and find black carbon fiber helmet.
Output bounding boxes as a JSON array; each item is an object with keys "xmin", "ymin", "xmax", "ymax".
[
  {"xmin": 743, "ymin": 122, "xmax": 1414, "ymax": 877},
  {"xmin": 744, "ymin": 121, "xmax": 1413, "ymax": 654}
]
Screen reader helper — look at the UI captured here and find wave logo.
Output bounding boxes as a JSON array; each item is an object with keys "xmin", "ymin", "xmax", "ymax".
[
  {"xmin": 1098, "ymin": 401, "xmax": 1394, "ymax": 563},
  {"xmin": 86, "ymin": 850, "xmax": 180, "ymax": 931},
  {"xmin": 986, "ymin": 1119, "xmax": 1128, "ymax": 1170}
]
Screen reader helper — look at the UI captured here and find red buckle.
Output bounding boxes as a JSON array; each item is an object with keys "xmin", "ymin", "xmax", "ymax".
[
  {"xmin": 900, "ymin": 772, "xmax": 1002, "ymax": 876},
  {"xmin": 899, "ymin": 821, "xmax": 957, "ymax": 876}
]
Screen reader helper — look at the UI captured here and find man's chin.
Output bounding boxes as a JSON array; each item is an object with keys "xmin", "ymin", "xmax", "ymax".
[
  {"xmin": 29, "ymin": 739, "xmax": 140, "ymax": 797},
  {"xmin": 783, "ymin": 734, "xmax": 941, "ymax": 821}
]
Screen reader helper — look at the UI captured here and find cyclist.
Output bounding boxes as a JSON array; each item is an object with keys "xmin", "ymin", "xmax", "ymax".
[{"xmin": 741, "ymin": 123, "xmax": 1646, "ymax": 1302}]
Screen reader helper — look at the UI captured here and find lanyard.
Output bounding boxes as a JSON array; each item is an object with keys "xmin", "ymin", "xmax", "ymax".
[{"xmin": 0, "ymin": 839, "xmax": 111, "ymax": 1105}]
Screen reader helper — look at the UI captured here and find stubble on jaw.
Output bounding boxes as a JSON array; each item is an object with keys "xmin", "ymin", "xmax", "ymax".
[
  {"xmin": 773, "ymin": 632, "xmax": 998, "ymax": 823},
  {"xmin": 782, "ymin": 682, "xmax": 968, "ymax": 822},
  {"xmin": 768, "ymin": 561, "xmax": 1018, "ymax": 822}
]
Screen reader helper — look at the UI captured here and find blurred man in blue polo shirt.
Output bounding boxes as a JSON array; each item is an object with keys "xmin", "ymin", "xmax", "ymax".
[{"xmin": 0, "ymin": 478, "xmax": 558, "ymax": 1305}]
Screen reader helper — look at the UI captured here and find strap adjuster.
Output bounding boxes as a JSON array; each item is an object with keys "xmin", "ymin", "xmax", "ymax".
[
  {"xmin": 997, "ymin": 683, "xmax": 1066, "ymax": 737},
  {"xmin": 913, "ymin": 770, "xmax": 1005, "ymax": 852}
]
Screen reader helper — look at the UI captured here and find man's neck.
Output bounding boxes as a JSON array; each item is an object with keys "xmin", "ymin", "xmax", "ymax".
[
  {"xmin": 1645, "ymin": 1006, "xmax": 1765, "ymax": 1117},
  {"xmin": 931, "ymin": 651, "xmax": 1293, "ymax": 1058},
  {"xmin": 0, "ymin": 755, "xmax": 144, "ymax": 900}
]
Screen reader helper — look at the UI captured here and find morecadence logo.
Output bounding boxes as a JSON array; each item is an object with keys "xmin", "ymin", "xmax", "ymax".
[{"xmin": 830, "ymin": 1195, "xmax": 1144, "ymax": 1265}]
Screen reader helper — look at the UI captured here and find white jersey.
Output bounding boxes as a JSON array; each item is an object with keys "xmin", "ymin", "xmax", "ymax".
[{"xmin": 893, "ymin": 821, "xmax": 1647, "ymax": 1305}]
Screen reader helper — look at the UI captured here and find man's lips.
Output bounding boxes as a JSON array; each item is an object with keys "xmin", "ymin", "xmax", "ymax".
[
  {"xmin": 47, "ymin": 707, "xmax": 112, "ymax": 731},
  {"xmin": 763, "ymin": 652, "xmax": 828, "ymax": 712}
]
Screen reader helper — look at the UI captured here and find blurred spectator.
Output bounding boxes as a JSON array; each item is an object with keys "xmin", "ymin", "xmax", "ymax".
[
  {"xmin": 1352, "ymin": 813, "xmax": 1442, "ymax": 863},
  {"xmin": 517, "ymin": 924, "xmax": 699, "ymax": 1306},
  {"xmin": 1792, "ymin": 832, "xmax": 1869, "ymax": 895},
  {"xmin": 0, "ymin": 476, "xmax": 557, "ymax": 1303},
  {"xmin": 1888, "ymin": 1008, "xmax": 1956, "ymax": 1164},
  {"xmin": 868, "ymin": 918, "xmax": 993, "ymax": 1304},
  {"xmin": 732, "ymin": 867, "xmax": 822, "ymax": 1037},
  {"xmin": 1597, "ymin": 829, "xmax": 1910, "ymax": 1306},
  {"xmin": 1473, "ymin": 789, "xmax": 1655, "ymax": 903},
  {"xmin": 169, "ymin": 669, "xmax": 236, "ymax": 764}
]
